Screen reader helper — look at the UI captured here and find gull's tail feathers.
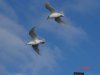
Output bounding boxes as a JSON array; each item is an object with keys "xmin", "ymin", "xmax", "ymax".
[{"xmin": 60, "ymin": 11, "xmax": 64, "ymax": 15}]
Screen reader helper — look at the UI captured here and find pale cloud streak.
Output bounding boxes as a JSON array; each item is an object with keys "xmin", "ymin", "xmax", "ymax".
[
  {"xmin": 0, "ymin": 0, "xmax": 18, "ymax": 21},
  {"xmin": 63, "ymin": 0, "xmax": 100, "ymax": 13},
  {"xmin": 37, "ymin": 14, "xmax": 87, "ymax": 47},
  {"xmin": 0, "ymin": 0, "xmax": 89, "ymax": 75},
  {"xmin": 0, "ymin": 15, "xmax": 63, "ymax": 75}
]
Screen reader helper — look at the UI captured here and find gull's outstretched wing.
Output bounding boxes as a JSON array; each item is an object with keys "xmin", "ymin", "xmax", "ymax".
[
  {"xmin": 55, "ymin": 17, "xmax": 65, "ymax": 24},
  {"xmin": 45, "ymin": 2, "xmax": 55, "ymax": 13},
  {"xmin": 29, "ymin": 27, "xmax": 37, "ymax": 39},
  {"xmin": 32, "ymin": 45, "xmax": 40, "ymax": 55}
]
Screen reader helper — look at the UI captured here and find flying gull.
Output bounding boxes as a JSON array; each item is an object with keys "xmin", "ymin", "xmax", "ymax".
[
  {"xmin": 27, "ymin": 27, "xmax": 45, "ymax": 55},
  {"xmin": 45, "ymin": 2, "xmax": 65, "ymax": 24}
]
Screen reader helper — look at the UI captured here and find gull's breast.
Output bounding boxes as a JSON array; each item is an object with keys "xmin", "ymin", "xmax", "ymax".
[{"xmin": 50, "ymin": 13, "xmax": 60, "ymax": 18}]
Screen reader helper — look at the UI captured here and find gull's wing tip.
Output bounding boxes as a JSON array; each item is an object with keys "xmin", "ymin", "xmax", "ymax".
[{"xmin": 45, "ymin": 2, "xmax": 55, "ymax": 13}]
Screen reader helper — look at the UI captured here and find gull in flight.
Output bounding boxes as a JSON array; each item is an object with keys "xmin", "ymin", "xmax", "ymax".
[
  {"xmin": 27, "ymin": 27, "xmax": 45, "ymax": 55},
  {"xmin": 45, "ymin": 2, "xmax": 65, "ymax": 24}
]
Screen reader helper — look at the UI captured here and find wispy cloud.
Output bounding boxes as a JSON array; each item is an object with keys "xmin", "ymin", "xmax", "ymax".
[
  {"xmin": 0, "ymin": 0, "xmax": 18, "ymax": 21},
  {"xmin": 0, "ymin": 64, "xmax": 9, "ymax": 75},
  {"xmin": 0, "ymin": 14, "xmax": 63, "ymax": 75},
  {"xmin": 20, "ymin": 46, "xmax": 62, "ymax": 75},
  {"xmin": 0, "ymin": 0, "xmax": 89, "ymax": 75},
  {"xmin": 37, "ymin": 14, "xmax": 87, "ymax": 47},
  {"xmin": 63, "ymin": 0, "xmax": 100, "ymax": 13},
  {"xmin": 0, "ymin": 15, "xmax": 27, "ymax": 39}
]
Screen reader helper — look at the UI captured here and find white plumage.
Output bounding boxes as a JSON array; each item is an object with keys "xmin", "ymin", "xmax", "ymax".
[
  {"xmin": 27, "ymin": 27, "xmax": 45, "ymax": 55},
  {"xmin": 45, "ymin": 2, "xmax": 65, "ymax": 24}
]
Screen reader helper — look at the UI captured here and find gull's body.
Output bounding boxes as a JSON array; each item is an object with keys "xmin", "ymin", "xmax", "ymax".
[
  {"xmin": 27, "ymin": 38, "xmax": 44, "ymax": 45},
  {"xmin": 45, "ymin": 2, "xmax": 65, "ymax": 24},
  {"xmin": 49, "ymin": 12, "xmax": 63, "ymax": 18},
  {"xmin": 27, "ymin": 27, "xmax": 45, "ymax": 55}
]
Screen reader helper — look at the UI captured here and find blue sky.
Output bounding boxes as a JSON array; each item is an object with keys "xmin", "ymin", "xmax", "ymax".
[{"xmin": 0, "ymin": 0, "xmax": 100, "ymax": 75}]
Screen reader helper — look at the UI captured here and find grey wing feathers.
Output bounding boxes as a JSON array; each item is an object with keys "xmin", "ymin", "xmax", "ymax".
[
  {"xmin": 55, "ymin": 17, "xmax": 65, "ymax": 24},
  {"xmin": 45, "ymin": 2, "xmax": 55, "ymax": 13},
  {"xmin": 29, "ymin": 27, "xmax": 37, "ymax": 38},
  {"xmin": 32, "ymin": 45, "xmax": 40, "ymax": 55}
]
